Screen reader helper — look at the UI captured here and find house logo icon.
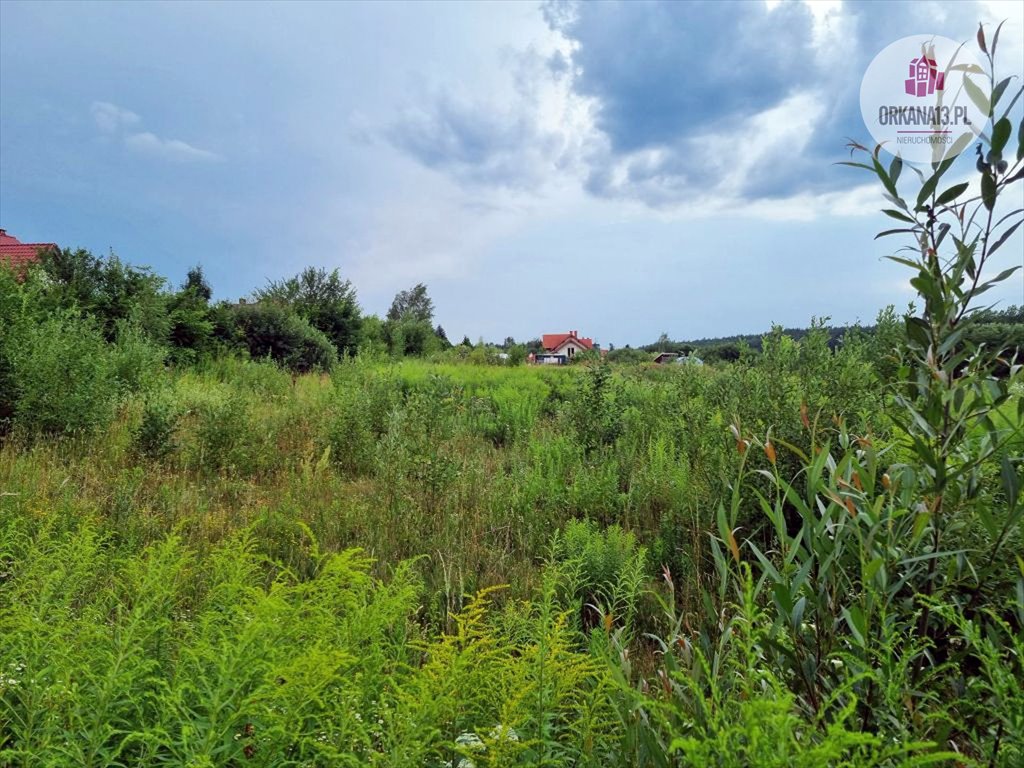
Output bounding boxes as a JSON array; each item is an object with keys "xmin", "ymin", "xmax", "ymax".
[
  {"xmin": 905, "ymin": 54, "xmax": 945, "ymax": 98},
  {"xmin": 862, "ymin": 34, "xmax": 986, "ymax": 162}
]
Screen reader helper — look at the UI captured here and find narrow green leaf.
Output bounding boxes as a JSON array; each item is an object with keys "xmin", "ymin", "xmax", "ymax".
[
  {"xmin": 944, "ymin": 132, "xmax": 974, "ymax": 165},
  {"xmin": 934, "ymin": 182, "xmax": 969, "ymax": 207},
  {"xmin": 917, "ymin": 172, "xmax": 941, "ymax": 209},
  {"xmin": 988, "ymin": 220, "xmax": 1023, "ymax": 257},
  {"xmin": 872, "ymin": 155, "xmax": 900, "ymax": 199},
  {"xmin": 964, "ymin": 75, "xmax": 991, "ymax": 116},
  {"xmin": 842, "ymin": 605, "xmax": 867, "ymax": 646},
  {"xmin": 1001, "ymin": 85, "xmax": 1024, "ymax": 123},
  {"xmin": 1001, "ymin": 455, "xmax": 1020, "ymax": 512},
  {"xmin": 994, "ymin": 208, "xmax": 1024, "ymax": 229},
  {"xmin": 992, "ymin": 19, "xmax": 1006, "ymax": 57},
  {"xmin": 864, "ymin": 557, "xmax": 884, "ymax": 582},
  {"xmin": 882, "ymin": 209, "xmax": 916, "ymax": 223},
  {"xmin": 791, "ymin": 596, "xmax": 806, "ymax": 630},
  {"xmin": 835, "ymin": 161, "xmax": 874, "ymax": 171},
  {"xmin": 889, "ymin": 154, "xmax": 903, "ymax": 186},
  {"xmin": 772, "ymin": 582, "xmax": 792, "ymax": 614},
  {"xmin": 875, "ymin": 228, "xmax": 916, "ymax": 239},
  {"xmin": 884, "ymin": 254, "xmax": 924, "ymax": 270},
  {"xmin": 992, "ymin": 77, "xmax": 1011, "ymax": 111},
  {"xmin": 977, "ymin": 503, "xmax": 999, "ymax": 538},
  {"xmin": 949, "ymin": 63, "xmax": 986, "ymax": 75},
  {"xmin": 981, "ymin": 266, "xmax": 1021, "ymax": 287},
  {"xmin": 992, "ymin": 117, "xmax": 1012, "ymax": 156},
  {"xmin": 982, "ymin": 171, "xmax": 997, "ymax": 211}
]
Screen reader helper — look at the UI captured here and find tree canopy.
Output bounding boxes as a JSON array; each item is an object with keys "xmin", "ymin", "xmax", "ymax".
[
  {"xmin": 387, "ymin": 283, "xmax": 434, "ymax": 323},
  {"xmin": 255, "ymin": 267, "xmax": 362, "ymax": 356}
]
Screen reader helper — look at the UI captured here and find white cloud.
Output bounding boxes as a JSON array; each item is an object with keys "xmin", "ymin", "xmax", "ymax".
[
  {"xmin": 90, "ymin": 100, "xmax": 220, "ymax": 162},
  {"xmin": 123, "ymin": 131, "xmax": 222, "ymax": 163},
  {"xmin": 90, "ymin": 101, "xmax": 140, "ymax": 133}
]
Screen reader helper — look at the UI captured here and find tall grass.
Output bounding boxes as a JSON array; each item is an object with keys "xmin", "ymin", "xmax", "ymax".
[{"xmin": 0, "ymin": 338, "xmax": 1018, "ymax": 764}]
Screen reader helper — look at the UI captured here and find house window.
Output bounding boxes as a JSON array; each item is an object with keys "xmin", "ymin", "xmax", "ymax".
[{"xmin": 568, "ymin": 347, "xmax": 575, "ymax": 357}]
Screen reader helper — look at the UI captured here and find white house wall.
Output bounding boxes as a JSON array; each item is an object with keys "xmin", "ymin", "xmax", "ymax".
[{"xmin": 551, "ymin": 341, "xmax": 589, "ymax": 357}]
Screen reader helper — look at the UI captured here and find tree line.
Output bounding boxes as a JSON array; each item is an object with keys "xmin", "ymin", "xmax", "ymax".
[
  {"xmin": 608, "ymin": 304, "xmax": 1024, "ymax": 368},
  {"xmin": 6, "ymin": 247, "xmax": 462, "ymax": 372}
]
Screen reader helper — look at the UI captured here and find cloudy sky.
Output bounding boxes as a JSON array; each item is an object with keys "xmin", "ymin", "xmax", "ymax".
[{"xmin": 1, "ymin": 0, "xmax": 1022, "ymax": 346}]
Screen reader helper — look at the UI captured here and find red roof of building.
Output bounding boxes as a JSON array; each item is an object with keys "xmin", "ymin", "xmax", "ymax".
[
  {"xmin": 542, "ymin": 331, "xmax": 595, "ymax": 352},
  {"xmin": 0, "ymin": 229, "xmax": 56, "ymax": 271}
]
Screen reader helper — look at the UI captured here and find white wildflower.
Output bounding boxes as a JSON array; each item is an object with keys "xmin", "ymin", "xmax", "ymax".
[
  {"xmin": 455, "ymin": 732, "xmax": 485, "ymax": 752},
  {"xmin": 489, "ymin": 724, "xmax": 519, "ymax": 742}
]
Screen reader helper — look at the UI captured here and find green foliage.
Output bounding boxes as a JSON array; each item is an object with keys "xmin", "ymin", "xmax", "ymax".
[
  {"xmin": 322, "ymin": 370, "xmax": 387, "ymax": 476},
  {"xmin": 387, "ymin": 282, "xmax": 434, "ymax": 323},
  {"xmin": 387, "ymin": 316, "xmax": 441, "ymax": 357},
  {"xmin": 0, "ymin": 517, "xmax": 617, "ymax": 767},
  {"xmin": 4, "ymin": 312, "xmax": 120, "ymax": 437},
  {"xmin": 38, "ymin": 247, "xmax": 169, "ymax": 342},
  {"xmin": 255, "ymin": 266, "xmax": 363, "ymax": 357},
  {"xmin": 230, "ymin": 301, "xmax": 338, "ymax": 373},
  {"xmin": 0, "ymin": 22, "xmax": 1020, "ymax": 763},
  {"xmin": 611, "ymin": 566, "xmax": 955, "ymax": 767},
  {"xmin": 571, "ymin": 361, "xmax": 623, "ymax": 453},
  {"xmin": 134, "ymin": 390, "xmax": 179, "ymax": 459},
  {"xmin": 109, "ymin": 320, "xmax": 167, "ymax": 395},
  {"xmin": 182, "ymin": 264, "xmax": 213, "ymax": 302},
  {"xmin": 623, "ymin": 31, "xmax": 1024, "ymax": 768},
  {"xmin": 167, "ymin": 265, "xmax": 217, "ymax": 363},
  {"xmin": 383, "ymin": 284, "xmax": 439, "ymax": 357},
  {"xmin": 358, "ymin": 314, "xmax": 389, "ymax": 357},
  {"xmin": 550, "ymin": 520, "xmax": 647, "ymax": 637}
]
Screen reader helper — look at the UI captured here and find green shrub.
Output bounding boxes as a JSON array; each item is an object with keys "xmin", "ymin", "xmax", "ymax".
[
  {"xmin": 323, "ymin": 381, "xmax": 377, "ymax": 476},
  {"xmin": 570, "ymin": 362, "xmax": 622, "ymax": 453},
  {"xmin": 254, "ymin": 266, "xmax": 363, "ymax": 357},
  {"xmin": 202, "ymin": 354, "xmax": 292, "ymax": 398},
  {"xmin": 550, "ymin": 519, "xmax": 647, "ymax": 636},
  {"xmin": 613, "ymin": 568, "xmax": 955, "ymax": 767},
  {"xmin": 230, "ymin": 302, "xmax": 337, "ymax": 374},
  {"xmin": 134, "ymin": 390, "xmax": 179, "ymax": 460},
  {"xmin": 192, "ymin": 393, "xmax": 260, "ymax": 473},
  {"xmin": 7, "ymin": 313, "xmax": 119, "ymax": 437},
  {"xmin": 110, "ymin": 320, "xmax": 166, "ymax": 396}
]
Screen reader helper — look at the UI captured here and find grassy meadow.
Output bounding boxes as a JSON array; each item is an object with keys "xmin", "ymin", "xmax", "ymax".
[
  {"xmin": 2, "ymin": 335, "xmax": 1022, "ymax": 766},
  {"xmin": 2, "ymin": 29, "xmax": 1024, "ymax": 763}
]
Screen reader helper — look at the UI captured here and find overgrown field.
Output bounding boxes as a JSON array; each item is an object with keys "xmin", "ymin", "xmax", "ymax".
[
  {"xmin": 2, "ymin": 28, "xmax": 1024, "ymax": 765},
  {"xmin": 1, "ymin": 341, "xmax": 1021, "ymax": 765}
]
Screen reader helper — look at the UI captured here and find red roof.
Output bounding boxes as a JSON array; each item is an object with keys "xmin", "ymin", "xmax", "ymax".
[
  {"xmin": 0, "ymin": 229, "xmax": 56, "ymax": 271},
  {"xmin": 542, "ymin": 331, "xmax": 595, "ymax": 352}
]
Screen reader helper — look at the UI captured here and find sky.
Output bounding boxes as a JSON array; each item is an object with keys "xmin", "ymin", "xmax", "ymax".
[{"xmin": 1, "ymin": 0, "xmax": 1022, "ymax": 347}]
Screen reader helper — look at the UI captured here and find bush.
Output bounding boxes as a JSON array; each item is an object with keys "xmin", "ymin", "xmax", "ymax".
[
  {"xmin": 134, "ymin": 390, "xmax": 179, "ymax": 459},
  {"xmin": 191, "ymin": 393, "xmax": 260, "ymax": 473},
  {"xmin": 110, "ymin": 320, "xmax": 166, "ymax": 396},
  {"xmin": 550, "ymin": 519, "xmax": 647, "ymax": 636},
  {"xmin": 323, "ymin": 380, "xmax": 377, "ymax": 476},
  {"xmin": 5, "ymin": 313, "xmax": 120, "ymax": 437},
  {"xmin": 229, "ymin": 302, "xmax": 337, "ymax": 374},
  {"xmin": 254, "ymin": 266, "xmax": 362, "ymax": 357},
  {"xmin": 570, "ymin": 362, "xmax": 622, "ymax": 453}
]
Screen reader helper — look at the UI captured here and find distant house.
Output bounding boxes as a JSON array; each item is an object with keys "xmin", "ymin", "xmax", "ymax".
[
  {"xmin": 0, "ymin": 228, "xmax": 56, "ymax": 275},
  {"xmin": 653, "ymin": 352, "xmax": 679, "ymax": 364},
  {"xmin": 675, "ymin": 354, "xmax": 704, "ymax": 366},
  {"xmin": 532, "ymin": 330, "xmax": 597, "ymax": 364}
]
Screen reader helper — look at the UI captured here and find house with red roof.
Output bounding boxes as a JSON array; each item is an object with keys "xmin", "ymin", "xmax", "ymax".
[
  {"xmin": 0, "ymin": 228, "xmax": 56, "ymax": 275},
  {"xmin": 531, "ymin": 330, "xmax": 598, "ymax": 364}
]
